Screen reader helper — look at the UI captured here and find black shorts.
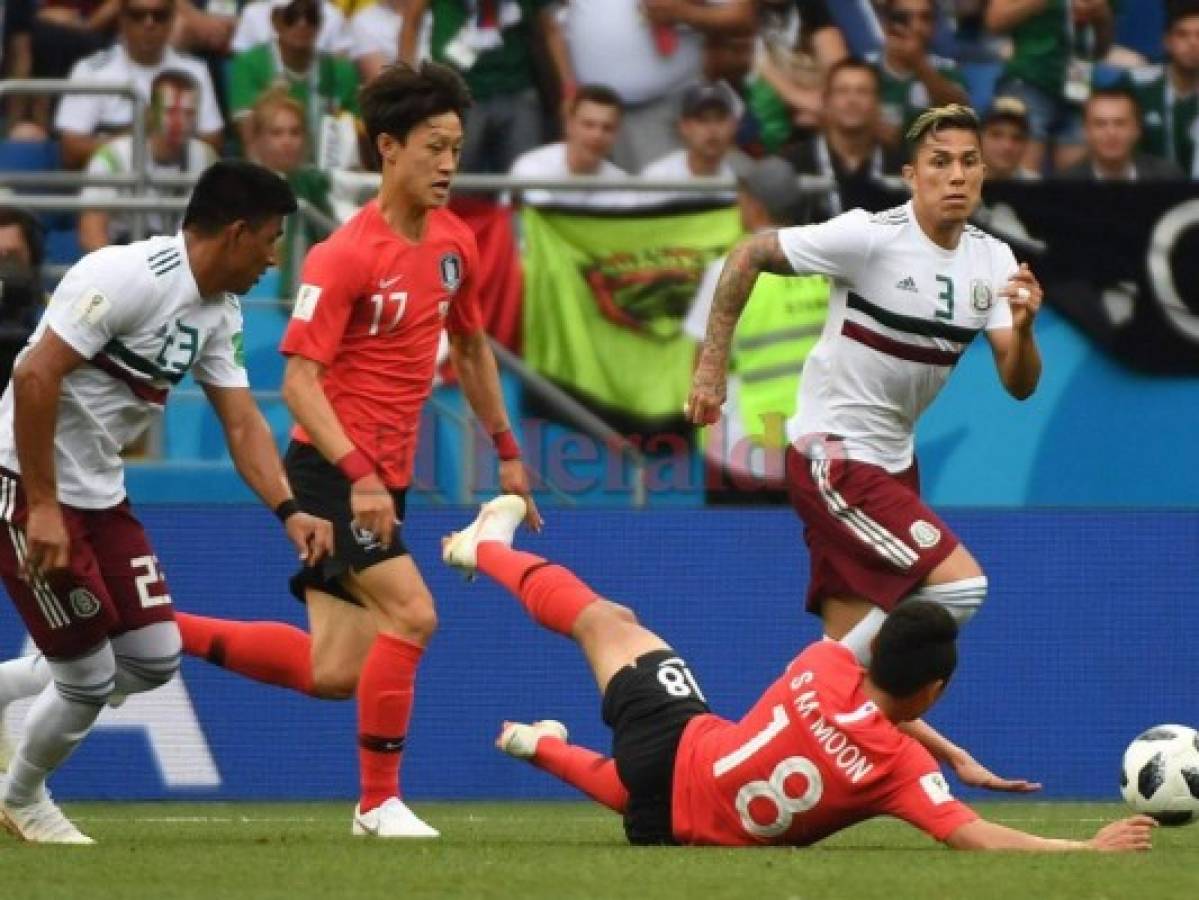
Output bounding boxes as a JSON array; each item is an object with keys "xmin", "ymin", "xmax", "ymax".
[
  {"xmin": 284, "ymin": 441, "xmax": 410, "ymax": 606},
  {"xmin": 601, "ymin": 649, "xmax": 710, "ymax": 846}
]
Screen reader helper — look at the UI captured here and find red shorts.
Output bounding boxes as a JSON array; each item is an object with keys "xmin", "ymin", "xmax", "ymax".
[
  {"xmin": 0, "ymin": 470, "xmax": 174, "ymax": 659},
  {"xmin": 784, "ymin": 443, "xmax": 958, "ymax": 616}
]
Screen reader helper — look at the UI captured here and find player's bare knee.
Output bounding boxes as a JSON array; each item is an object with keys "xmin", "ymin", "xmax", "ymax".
[{"xmin": 311, "ymin": 663, "xmax": 358, "ymax": 700}]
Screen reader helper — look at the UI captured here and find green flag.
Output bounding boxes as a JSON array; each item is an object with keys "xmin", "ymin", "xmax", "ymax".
[{"xmin": 521, "ymin": 206, "xmax": 742, "ymax": 419}]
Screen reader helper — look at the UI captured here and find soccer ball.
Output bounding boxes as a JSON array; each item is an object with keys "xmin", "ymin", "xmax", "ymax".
[{"xmin": 1120, "ymin": 724, "xmax": 1199, "ymax": 825}]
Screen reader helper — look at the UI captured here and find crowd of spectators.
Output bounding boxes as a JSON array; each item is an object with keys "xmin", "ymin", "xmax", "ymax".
[{"xmin": 0, "ymin": 0, "xmax": 1196, "ymax": 247}]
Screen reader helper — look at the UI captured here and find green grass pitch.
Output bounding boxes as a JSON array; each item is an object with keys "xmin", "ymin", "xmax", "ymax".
[{"xmin": 1, "ymin": 801, "xmax": 1195, "ymax": 899}]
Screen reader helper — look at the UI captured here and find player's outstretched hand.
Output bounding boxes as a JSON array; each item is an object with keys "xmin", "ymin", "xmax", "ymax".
[
  {"xmin": 24, "ymin": 502, "xmax": 71, "ymax": 580},
  {"xmin": 1001, "ymin": 263, "xmax": 1043, "ymax": 331},
  {"xmin": 286, "ymin": 512, "xmax": 335, "ymax": 566},
  {"xmin": 1089, "ymin": 816, "xmax": 1155, "ymax": 852},
  {"xmin": 350, "ymin": 473, "xmax": 397, "ymax": 550},
  {"xmin": 953, "ymin": 752, "xmax": 1042, "ymax": 793},
  {"xmin": 499, "ymin": 459, "xmax": 543, "ymax": 532},
  {"xmin": 685, "ymin": 362, "xmax": 726, "ymax": 426}
]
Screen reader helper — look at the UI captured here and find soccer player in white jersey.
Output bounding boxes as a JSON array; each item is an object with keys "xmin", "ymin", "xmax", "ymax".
[
  {"xmin": 686, "ymin": 104, "xmax": 1045, "ymax": 792},
  {"xmin": 0, "ymin": 161, "xmax": 333, "ymax": 844}
]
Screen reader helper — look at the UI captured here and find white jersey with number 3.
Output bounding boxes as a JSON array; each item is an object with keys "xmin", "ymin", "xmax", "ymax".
[
  {"xmin": 777, "ymin": 203, "xmax": 1017, "ymax": 472},
  {"xmin": 0, "ymin": 235, "xmax": 248, "ymax": 510}
]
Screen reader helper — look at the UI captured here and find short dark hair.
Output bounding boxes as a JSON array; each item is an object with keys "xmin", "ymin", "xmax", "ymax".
[
  {"xmin": 359, "ymin": 61, "xmax": 472, "ymax": 147},
  {"xmin": 825, "ymin": 58, "xmax": 881, "ymax": 95},
  {"xmin": 868, "ymin": 601, "xmax": 958, "ymax": 699},
  {"xmin": 182, "ymin": 160, "xmax": 297, "ymax": 236},
  {"xmin": 150, "ymin": 68, "xmax": 199, "ymax": 99},
  {"xmin": 568, "ymin": 84, "xmax": 623, "ymax": 116},
  {"xmin": 906, "ymin": 103, "xmax": 981, "ymax": 150},
  {"xmin": 0, "ymin": 206, "xmax": 45, "ymax": 270},
  {"xmin": 1167, "ymin": 0, "xmax": 1199, "ymax": 28},
  {"xmin": 1084, "ymin": 87, "xmax": 1141, "ymax": 120}
]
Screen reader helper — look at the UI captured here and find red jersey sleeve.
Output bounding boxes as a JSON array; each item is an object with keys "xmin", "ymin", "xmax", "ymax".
[
  {"xmin": 445, "ymin": 230, "xmax": 483, "ymax": 337},
  {"xmin": 279, "ymin": 240, "xmax": 364, "ymax": 365},
  {"xmin": 881, "ymin": 744, "xmax": 979, "ymax": 842}
]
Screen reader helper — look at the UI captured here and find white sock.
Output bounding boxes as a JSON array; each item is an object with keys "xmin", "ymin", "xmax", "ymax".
[
  {"xmin": 0, "ymin": 654, "xmax": 52, "ymax": 708},
  {"xmin": 3, "ymin": 684, "xmax": 102, "ymax": 806}
]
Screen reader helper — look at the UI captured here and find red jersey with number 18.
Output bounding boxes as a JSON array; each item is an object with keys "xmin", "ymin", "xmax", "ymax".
[
  {"xmin": 671, "ymin": 641, "xmax": 978, "ymax": 846},
  {"xmin": 280, "ymin": 201, "xmax": 482, "ymax": 488}
]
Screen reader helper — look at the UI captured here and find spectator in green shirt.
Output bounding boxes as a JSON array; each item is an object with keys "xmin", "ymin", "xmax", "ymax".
[
  {"xmin": 1119, "ymin": 2, "xmax": 1199, "ymax": 178},
  {"xmin": 229, "ymin": 0, "xmax": 360, "ymax": 158},
  {"xmin": 866, "ymin": 0, "xmax": 970, "ymax": 149},
  {"xmin": 986, "ymin": 0, "xmax": 1117, "ymax": 174},
  {"xmin": 399, "ymin": 0, "xmax": 575, "ymax": 173}
]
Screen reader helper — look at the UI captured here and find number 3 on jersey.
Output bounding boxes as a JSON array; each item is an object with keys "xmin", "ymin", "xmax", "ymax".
[
  {"xmin": 368, "ymin": 291, "xmax": 408, "ymax": 336},
  {"xmin": 713, "ymin": 704, "xmax": 824, "ymax": 839},
  {"xmin": 935, "ymin": 275, "xmax": 954, "ymax": 321}
]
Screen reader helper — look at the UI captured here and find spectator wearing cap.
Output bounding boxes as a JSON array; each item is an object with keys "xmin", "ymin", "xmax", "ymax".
[
  {"xmin": 781, "ymin": 58, "xmax": 905, "ymax": 223},
  {"xmin": 986, "ymin": 0, "xmax": 1118, "ymax": 174},
  {"xmin": 229, "ymin": 0, "xmax": 360, "ymax": 160},
  {"xmin": 400, "ymin": 0, "xmax": 575, "ymax": 174},
  {"xmin": 683, "ymin": 156, "xmax": 829, "ymax": 505},
  {"xmin": 54, "ymin": 0, "xmax": 225, "ymax": 169},
  {"xmin": 78, "ymin": 69, "xmax": 218, "ymax": 252},
  {"xmin": 564, "ymin": 0, "xmax": 756, "ymax": 173},
  {"xmin": 1118, "ymin": 2, "xmax": 1199, "ymax": 178},
  {"xmin": 349, "ymin": 0, "xmax": 432, "ymax": 83},
  {"xmin": 640, "ymin": 81, "xmax": 741, "ymax": 204},
  {"xmin": 232, "ymin": 0, "xmax": 353, "ymax": 56},
  {"xmin": 1058, "ymin": 87, "xmax": 1185, "ymax": 181},
  {"xmin": 981, "ymin": 97, "xmax": 1040, "ymax": 180},
  {"xmin": 865, "ymin": 0, "xmax": 969, "ymax": 148},
  {"xmin": 509, "ymin": 84, "xmax": 631, "ymax": 208}
]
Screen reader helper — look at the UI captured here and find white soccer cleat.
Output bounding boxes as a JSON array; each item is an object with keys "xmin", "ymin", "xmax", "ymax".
[
  {"xmin": 351, "ymin": 797, "xmax": 439, "ymax": 839},
  {"xmin": 442, "ymin": 495, "xmax": 528, "ymax": 573},
  {"xmin": 0, "ymin": 791, "xmax": 94, "ymax": 845},
  {"xmin": 497, "ymin": 720, "xmax": 569, "ymax": 760}
]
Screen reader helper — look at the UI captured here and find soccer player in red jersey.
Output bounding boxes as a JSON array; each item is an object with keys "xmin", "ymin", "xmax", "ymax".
[
  {"xmin": 442, "ymin": 495, "xmax": 1154, "ymax": 852},
  {"xmin": 173, "ymin": 63, "xmax": 541, "ymax": 838}
]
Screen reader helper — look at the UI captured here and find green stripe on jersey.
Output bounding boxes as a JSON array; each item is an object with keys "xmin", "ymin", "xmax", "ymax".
[{"xmin": 848, "ymin": 292, "xmax": 978, "ymax": 343}]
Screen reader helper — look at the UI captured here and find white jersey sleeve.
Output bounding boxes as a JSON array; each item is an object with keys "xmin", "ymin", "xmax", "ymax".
[
  {"xmin": 192, "ymin": 297, "xmax": 250, "ymax": 388},
  {"xmin": 776, "ymin": 208, "xmax": 874, "ymax": 283},
  {"xmin": 985, "ymin": 242, "xmax": 1018, "ymax": 331},
  {"xmin": 43, "ymin": 250, "xmax": 150, "ymax": 360},
  {"xmin": 54, "ymin": 58, "xmax": 104, "ymax": 134}
]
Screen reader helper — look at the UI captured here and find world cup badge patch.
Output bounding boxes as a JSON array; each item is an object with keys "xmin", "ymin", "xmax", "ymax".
[
  {"xmin": 439, "ymin": 252, "xmax": 463, "ymax": 293},
  {"xmin": 909, "ymin": 519, "xmax": 941, "ymax": 550},
  {"xmin": 970, "ymin": 279, "xmax": 993, "ymax": 313}
]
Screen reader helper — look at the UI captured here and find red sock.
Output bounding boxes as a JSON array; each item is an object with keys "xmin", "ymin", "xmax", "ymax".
[
  {"xmin": 357, "ymin": 633, "xmax": 423, "ymax": 812},
  {"xmin": 532, "ymin": 739, "xmax": 628, "ymax": 813},
  {"xmin": 475, "ymin": 543, "xmax": 596, "ymax": 636},
  {"xmin": 176, "ymin": 612, "xmax": 315, "ymax": 696}
]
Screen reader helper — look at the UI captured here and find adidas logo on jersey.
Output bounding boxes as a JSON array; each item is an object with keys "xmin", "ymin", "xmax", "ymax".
[{"xmin": 895, "ymin": 276, "xmax": 918, "ymax": 293}]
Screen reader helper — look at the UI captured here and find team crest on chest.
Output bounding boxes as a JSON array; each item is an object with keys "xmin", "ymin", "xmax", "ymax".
[
  {"xmin": 439, "ymin": 252, "xmax": 463, "ymax": 293},
  {"xmin": 970, "ymin": 279, "xmax": 993, "ymax": 313}
]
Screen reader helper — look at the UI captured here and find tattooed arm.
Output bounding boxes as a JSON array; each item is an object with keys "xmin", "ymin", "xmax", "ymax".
[{"xmin": 685, "ymin": 232, "xmax": 795, "ymax": 425}]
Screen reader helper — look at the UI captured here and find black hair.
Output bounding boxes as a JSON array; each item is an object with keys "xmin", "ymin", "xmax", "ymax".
[
  {"xmin": 182, "ymin": 160, "xmax": 297, "ymax": 236},
  {"xmin": 906, "ymin": 103, "xmax": 981, "ymax": 150},
  {"xmin": 149, "ymin": 68, "xmax": 199, "ymax": 98},
  {"xmin": 359, "ymin": 61, "xmax": 473, "ymax": 148},
  {"xmin": 825, "ymin": 57, "xmax": 882, "ymax": 94},
  {"xmin": 868, "ymin": 601, "xmax": 958, "ymax": 699},
  {"xmin": 568, "ymin": 83, "xmax": 624, "ymax": 116},
  {"xmin": 0, "ymin": 205, "xmax": 45, "ymax": 270},
  {"xmin": 1168, "ymin": 0, "xmax": 1199, "ymax": 28}
]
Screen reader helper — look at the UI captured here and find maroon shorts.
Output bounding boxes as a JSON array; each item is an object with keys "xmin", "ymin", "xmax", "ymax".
[
  {"xmin": 0, "ymin": 470, "xmax": 174, "ymax": 659},
  {"xmin": 784, "ymin": 443, "xmax": 958, "ymax": 616}
]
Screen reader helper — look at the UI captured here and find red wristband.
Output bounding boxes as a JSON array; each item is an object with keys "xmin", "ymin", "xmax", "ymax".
[
  {"xmin": 492, "ymin": 428, "xmax": 521, "ymax": 461},
  {"xmin": 336, "ymin": 448, "xmax": 375, "ymax": 483}
]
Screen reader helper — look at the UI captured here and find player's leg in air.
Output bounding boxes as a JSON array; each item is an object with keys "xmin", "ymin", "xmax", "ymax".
[
  {"xmin": 442, "ymin": 495, "xmax": 711, "ymax": 840},
  {"xmin": 0, "ymin": 497, "xmax": 182, "ymax": 844}
]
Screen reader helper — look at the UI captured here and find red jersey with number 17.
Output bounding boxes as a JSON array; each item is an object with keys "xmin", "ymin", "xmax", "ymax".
[
  {"xmin": 671, "ymin": 641, "xmax": 978, "ymax": 847},
  {"xmin": 280, "ymin": 201, "xmax": 482, "ymax": 488}
]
